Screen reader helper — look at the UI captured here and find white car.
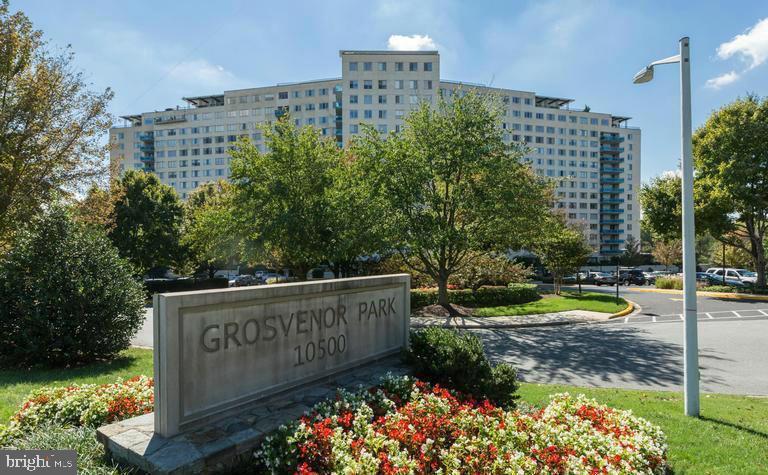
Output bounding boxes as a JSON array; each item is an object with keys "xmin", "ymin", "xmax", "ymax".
[{"xmin": 705, "ymin": 268, "xmax": 757, "ymax": 284}]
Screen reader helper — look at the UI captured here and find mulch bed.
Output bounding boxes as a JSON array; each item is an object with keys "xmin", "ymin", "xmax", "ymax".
[{"xmin": 413, "ymin": 303, "xmax": 476, "ymax": 318}]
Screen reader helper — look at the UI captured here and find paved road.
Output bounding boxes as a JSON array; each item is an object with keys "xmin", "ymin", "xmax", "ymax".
[
  {"xmin": 132, "ymin": 286, "xmax": 768, "ymax": 395},
  {"xmin": 475, "ymin": 284, "xmax": 768, "ymax": 395}
]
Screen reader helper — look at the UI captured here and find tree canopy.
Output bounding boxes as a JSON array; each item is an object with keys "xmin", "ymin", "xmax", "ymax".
[
  {"xmin": 533, "ymin": 216, "xmax": 592, "ymax": 294},
  {"xmin": 0, "ymin": 1, "xmax": 112, "ymax": 249},
  {"xmin": 109, "ymin": 170, "xmax": 184, "ymax": 275},
  {"xmin": 352, "ymin": 91, "xmax": 553, "ymax": 305}
]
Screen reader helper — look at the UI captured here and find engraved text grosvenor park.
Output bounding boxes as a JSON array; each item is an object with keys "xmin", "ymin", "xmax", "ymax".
[{"xmin": 198, "ymin": 297, "xmax": 398, "ymax": 367}]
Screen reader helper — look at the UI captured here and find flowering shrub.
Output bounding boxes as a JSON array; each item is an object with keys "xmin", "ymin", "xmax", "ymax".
[
  {"xmin": 257, "ymin": 375, "xmax": 667, "ymax": 474},
  {"xmin": 7, "ymin": 376, "xmax": 153, "ymax": 435}
]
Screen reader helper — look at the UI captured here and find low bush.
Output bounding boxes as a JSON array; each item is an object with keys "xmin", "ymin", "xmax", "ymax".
[
  {"xmin": 655, "ymin": 277, "xmax": 683, "ymax": 290},
  {"xmin": 411, "ymin": 283, "xmax": 539, "ymax": 309},
  {"xmin": 405, "ymin": 327, "xmax": 519, "ymax": 408},
  {"xmin": 256, "ymin": 375, "xmax": 669, "ymax": 474},
  {"xmin": 699, "ymin": 285, "xmax": 736, "ymax": 293},
  {"xmin": 0, "ymin": 208, "xmax": 146, "ymax": 367},
  {"xmin": 144, "ymin": 277, "xmax": 228, "ymax": 297},
  {"xmin": 3, "ymin": 376, "xmax": 153, "ymax": 441}
]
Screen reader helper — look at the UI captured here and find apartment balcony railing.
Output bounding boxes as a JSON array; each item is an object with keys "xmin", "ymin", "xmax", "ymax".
[
  {"xmin": 601, "ymin": 208, "xmax": 625, "ymax": 214},
  {"xmin": 139, "ymin": 145, "xmax": 154, "ymax": 152},
  {"xmin": 138, "ymin": 133, "xmax": 154, "ymax": 141},
  {"xmin": 600, "ymin": 198, "xmax": 625, "ymax": 204},
  {"xmin": 601, "ymin": 229, "xmax": 625, "ymax": 235},
  {"xmin": 600, "ymin": 249, "xmax": 624, "ymax": 255},
  {"xmin": 601, "ymin": 219, "xmax": 625, "ymax": 224},
  {"xmin": 600, "ymin": 187, "xmax": 625, "ymax": 194},
  {"xmin": 600, "ymin": 156, "xmax": 624, "ymax": 163},
  {"xmin": 600, "ymin": 177, "xmax": 625, "ymax": 184},
  {"xmin": 600, "ymin": 146, "xmax": 625, "ymax": 153},
  {"xmin": 601, "ymin": 239, "xmax": 625, "ymax": 244},
  {"xmin": 601, "ymin": 167, "xmax": 624, "ymax": 173},
  {"xmin": 600, "ymin": 133, "xmax": 624, "ymax": 143}
]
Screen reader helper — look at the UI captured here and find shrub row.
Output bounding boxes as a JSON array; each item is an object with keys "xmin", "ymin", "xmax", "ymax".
[
  {"xmin": 144, "ymin": 277, "xmax": 229, "ymax": 297},
  {"xmin": 411, "ymin": 283, "xmax": 539, "ymax": 309},
  {"xmin": 655, "ymin": 277, "xmax": 683, "ymax": 290},
  {"xmin": 404, "ymin": 327, "xmax": 519, "ymax": 408}
]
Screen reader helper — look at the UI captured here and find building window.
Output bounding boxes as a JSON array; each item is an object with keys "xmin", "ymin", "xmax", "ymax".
[
  {"xmin": 364, "ymin": 95, "xmax": 372, "ymax": 104},
  {"xmin": 409, "ymin": 62, "xmax": 418, "ymax": 72},
  {"xmin": 378, "ymin": 62, "xmax": 387, "ymax": 71},
  {"xmin": 364, "ymin": 110, "xmax": 373, "ymax": 119},
  {"xmin": 349, "ymin": 95, "xmax": 358, "ymax": 104},
  {"xmin": 349, "ymin": 80, "xmax": 358, "ymax": 89},
  {"xmin": 424, "ymin": 62, "xmax": 433, "ymax": 71},
  {"xmin": 395, "ymin": 62, "xmax": 404, "ymax": 71},
  {"xmin": 378, "ymin": 80, "xmax": 387, "ymax": 89},
  {"xmin": 395, "ymin": 80, "xmax": 404, "ymax": 89},
  {"xmin": 378, "ymin": 95, "xmax": 387, "ymax": 104},
  {"xmin": 363, "ymin": 80, "xmax": 373, "ymax": 89},
  {"xmin": 349, "ymin": 62, "xmax": 358, "ymax": 71},
  {"xmin": 363, "ymin": 62, "xmax": 372, "ymax": 71},
  {"xmin": 350, "ymin": 124, "xmax": 359, "ymax": 134}
]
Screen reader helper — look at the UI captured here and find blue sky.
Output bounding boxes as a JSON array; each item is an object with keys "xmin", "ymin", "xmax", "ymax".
[{"xmin": 19, "ymin": 0, "xmax": 768, "ymax": 182}]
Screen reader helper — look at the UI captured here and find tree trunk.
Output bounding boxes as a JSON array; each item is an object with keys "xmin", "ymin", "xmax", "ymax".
[
  {"xmin": 753, "ymin": 237, "xmax": 766, "ymax": 288},
  {"xmin": 437, "ymin": 276, "xmax": 450, "ymax": 307}
]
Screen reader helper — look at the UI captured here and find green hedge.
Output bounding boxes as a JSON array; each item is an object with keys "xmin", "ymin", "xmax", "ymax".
[
  {"xmin": 405, "ymin": 328, "xmax": 519, "ymax": 408},
  {"xmin": 655, "ymin": 277, "xmax": 683, "ymax": 290},
  {"xmin": 144, "ymin": 278, "xmax": 229, "ymax": 297},
  {"xmin": 411, "ymin": 283, "xmax": 539, "ymax": 309}
]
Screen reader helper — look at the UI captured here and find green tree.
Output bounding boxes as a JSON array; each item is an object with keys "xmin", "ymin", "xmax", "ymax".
[
  {"xmin": 620, "ymin": 234, "xmax": 643, "ymax": 267},
  {"xmin": 229, "ymin": 118, "xmax": 382, "ymax": 277},
  {"xmin": 0, "ymin": 1, "xmax": 113, "ymax": 249},
  {"xmin": 534, "ymin": 217, "xmax": 593, "ymax": 295},
  {"xmin": 0, "ymin": 206, "xmax": 145, "ymax": 366},
  {"xmin": 353, "ymin": 91, "xmax": 553, "ymax": 306},
  {"xmin": 694, "ymin": 94, "xmax": 768, "ymax": 287},
  {"xmin": 639, "ymin": 174, "xmax": 684, "ymax": 242},
  {"xmin": 181, "ymin": 180, "xmax": 239, "ymax": 276},
  {"xmin": 109, "ymin": 170, "xmax": 184, "ymax": 275}
]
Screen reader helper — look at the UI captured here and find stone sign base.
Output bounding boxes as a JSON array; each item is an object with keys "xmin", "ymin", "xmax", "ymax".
[{"xmin": 97, "ymin": 356, "xmax": 408, "ymax": 475}]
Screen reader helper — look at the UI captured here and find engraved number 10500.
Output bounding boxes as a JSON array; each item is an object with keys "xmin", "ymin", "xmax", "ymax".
[{"xmin": 293, "ymin": 334, "xmax": 347, "ymax": 366}]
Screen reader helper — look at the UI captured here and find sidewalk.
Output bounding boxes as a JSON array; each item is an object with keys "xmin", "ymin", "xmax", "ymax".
[{"xmin": 411, "ymin": 310, "xmax": 619, "ymax": 329}]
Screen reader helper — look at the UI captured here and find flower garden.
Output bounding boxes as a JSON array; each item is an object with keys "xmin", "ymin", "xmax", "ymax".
[{"xmin": 258, "ymin": 376, "xmax": 668, "ymax": 474}]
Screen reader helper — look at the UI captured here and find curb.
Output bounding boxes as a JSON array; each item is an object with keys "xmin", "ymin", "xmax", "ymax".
[
  {"xmin": 608, "ymin": 298, "xmax": 641, "ymax": 319},
  {"xmin": 631, "ymin": 287, "xmax": 768, "ymax": 301},
  {"xmin": 410, "ymin": 319, "xmax": 597, "ymax": 330}
]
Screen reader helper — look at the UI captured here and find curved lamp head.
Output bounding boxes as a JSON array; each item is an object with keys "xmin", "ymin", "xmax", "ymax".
[{"xmin": 633, "ymin": 66, "xmax": 654, "ymax": 84}]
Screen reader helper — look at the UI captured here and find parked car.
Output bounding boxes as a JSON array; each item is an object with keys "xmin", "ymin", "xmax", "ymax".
[
  {"xmin": 232, "ymin": 275, "xmax": 257, "ymax": 287},
  {"xmin": 307, "ymin": 267, "xmax": 335, "ymax": 280},
  {"xmin": 619, "ymin": 269, "xmax": 647, "ymax": 285},
  {"xmin": 643, "ymin": 272, "xmax": 657, "ymax": 284},
  {"xmin": 594, "ymin": 272, "xmax": 617, "ymax": 286},
  {"xmin": 702, "ymin": 273, "xmax": 748, "ymax": 288},
  {"xmin": 705, "ymin": 268, "xmax": 757, "ymax": 284}
]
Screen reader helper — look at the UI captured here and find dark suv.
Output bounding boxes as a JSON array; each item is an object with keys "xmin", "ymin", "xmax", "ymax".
[{"xmin": 619, "ymin": 269, "xmax": 646, "ymax": 285}]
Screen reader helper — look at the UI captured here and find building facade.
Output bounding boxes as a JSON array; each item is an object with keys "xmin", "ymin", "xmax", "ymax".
[{"xmin": 110, "ymin": 50, "xmax": 640, "ymax": 257}]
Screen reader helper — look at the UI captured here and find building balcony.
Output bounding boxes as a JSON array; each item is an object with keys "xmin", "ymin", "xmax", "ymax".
[
  {"xmin": 601, "ymin": 239, "xmax": 625, "ymax": 245},
  {"xmin": 600, "ymin": 198, "xmax": 625, "ymax": 204},
  {"xmin": 601, "ymin": 219, "xmax": 625, "ymax": 224},
  {"xmin": 139, "ymin": 155, "xmax": 154, "ymax": 162},
  {"xmin": 601, "ymin": 167, "xmax": 624, "ymax": 174},
  {"xmin": 600, "ymin": 177, "xmax": 625, "ymax": 184},
  {"xmin": 601, "ymin": 208, "xmax": 624, "ymax": 214},
  {"xmin": 139, "ymin": 145, "xmax": 154, "ymax": 152},
  {"xmin": 138, "ymin": 133, "xmax": 154, "ymax": 141},
  {"xmin": 600, "ymin": 133, "xmax": 624, "ymax": 143},
  {"xmin": 601, "ymin": 229, "xmax": 625, "ymax": 235},
  {"xmin": 600, "ymin": 249, "xmax": 624, "ymax": 255},
  {"xmin": 600, "ymin": 146, "xmax": 624, "ymax": 153},
  {"xmin": 600, "ymin": 156, "xmax": 624, "ymax": 163},
  {"xmin": 154, "ymin": 116, "xmax": 187, "ymax": 124},
  {"xmin": 600, "ymin": 187, "xmax": 624, "ymax": 194}
]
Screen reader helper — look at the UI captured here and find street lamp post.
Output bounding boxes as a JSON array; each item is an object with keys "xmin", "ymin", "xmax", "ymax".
[{"xmin": 633, "ymin": 37, "xmax": 699, "ymax": 417}]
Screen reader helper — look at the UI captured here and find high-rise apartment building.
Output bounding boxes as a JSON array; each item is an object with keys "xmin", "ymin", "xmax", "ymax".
[{"xmin": 110, "ymin": 50, "xmax": 640, "ymax": 257}]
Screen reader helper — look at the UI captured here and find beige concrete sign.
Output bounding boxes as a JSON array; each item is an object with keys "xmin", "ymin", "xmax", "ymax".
[{"xmin": 153, "ymin": 274, "xmax": 410, "ymax": 437}]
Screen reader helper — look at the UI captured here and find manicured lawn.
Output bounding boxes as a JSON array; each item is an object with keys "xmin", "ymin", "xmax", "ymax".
[
  {"xmin": 0, "ymin": 348, "xmax": 153, "ymax": 423},
  {"xmin": 4, "ymin": 349, "xmax": 768, "ymax": 473},
  {"xmin": 474, "ymin": 291, "xmax": 627, "ymax": 317},
  {"xmin": 519, "ymin": 383, "xmax": 768, "ymax": 474}
]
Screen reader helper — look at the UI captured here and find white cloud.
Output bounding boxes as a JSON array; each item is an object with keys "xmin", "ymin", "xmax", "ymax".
[
  {"xmin": 716, "ymin": 17, "xmax": 768, "ymax": 70},
  {"xmin": 167, "ymin": 59, "xmax": 244, "ymax": 91},
  {"xmin": 705, "ymin": 70, "xmax": 740, "ymax": 89},
  {"xmin": 706, "ymin": 17, "xmax": 768, "ymax": 89},
  {"xmin": 387, "ymin": 34, "xmax": 437, "ymax": 51}
]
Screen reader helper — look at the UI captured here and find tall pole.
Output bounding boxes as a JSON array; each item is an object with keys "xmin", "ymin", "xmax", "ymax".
[{"xmin": 679, "ymin": 37, "xmax": 699, "ymax": 417}]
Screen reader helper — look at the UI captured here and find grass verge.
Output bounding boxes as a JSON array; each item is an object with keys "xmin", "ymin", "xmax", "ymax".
[
  {"xmin": 473, "ymin": 291, "xmax": 627, "ymax": 317},
  {"xmin": 0, "ymin": 348, "xmax": 153, "ymax": 423},
  {"xmin": 519, "ymin": 382, "xmax": 768, "ymax": 474}
]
